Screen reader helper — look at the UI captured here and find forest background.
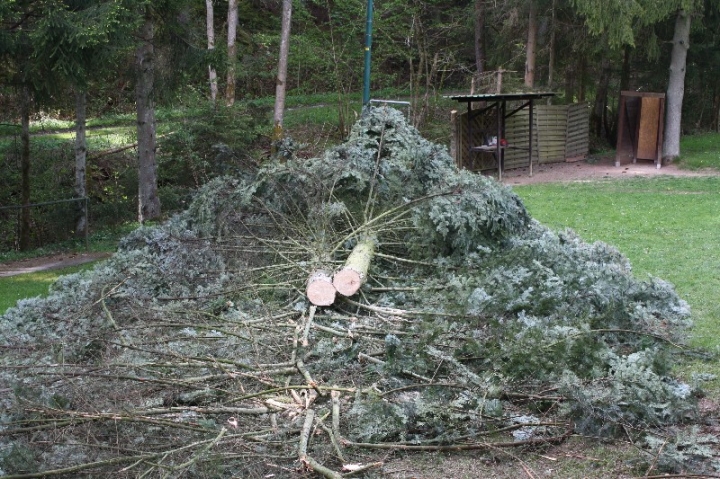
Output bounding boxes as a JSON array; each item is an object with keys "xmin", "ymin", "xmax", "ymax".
[
  {"xmin": 1, "ymin": 0, "xmax": 719, "ymax": 249},
  {"xmin": 3, "ymin": 2, "xmax": 720, "ymax": 477}
]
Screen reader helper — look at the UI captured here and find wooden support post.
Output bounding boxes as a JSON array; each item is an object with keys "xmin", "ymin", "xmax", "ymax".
[
  {"xmin": 497, "ymin": 100, "xmax": 503, "ymax": 181},
  {"xmin": 450, "ymin": 110, "xmax": 458, "ymax": 168},
  {"xmin": 529, "ymin": 98, "xmax": 534, "ymax": 177}
]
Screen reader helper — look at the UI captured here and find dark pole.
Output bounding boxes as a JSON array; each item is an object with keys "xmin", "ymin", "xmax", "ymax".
[
  {"xmin": 529, "ymin": 99, "xmax": 534, "ymax": 177},
  {"xmin": 84, "ymin": 197, "xmax": 90, "ymax": 251},
  {"xmin": 363, "ymin": 0, "xmax": 374, "ymax": 106}
]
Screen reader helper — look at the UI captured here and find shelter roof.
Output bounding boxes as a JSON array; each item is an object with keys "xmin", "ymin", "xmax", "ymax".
[{"xmin": 447, "ymin": 92, "xmax": 555, "ymax": 102}]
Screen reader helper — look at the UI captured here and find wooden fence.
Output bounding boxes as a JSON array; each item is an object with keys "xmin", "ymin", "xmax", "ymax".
[{"xmin": 453, "ymin": 103, "xmax": 589, "ymax": 172}]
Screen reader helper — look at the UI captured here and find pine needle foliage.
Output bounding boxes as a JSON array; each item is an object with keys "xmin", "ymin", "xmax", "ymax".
[{"xmin": 0, "ymin": 107, "xmax": 708, "ymax": 477}]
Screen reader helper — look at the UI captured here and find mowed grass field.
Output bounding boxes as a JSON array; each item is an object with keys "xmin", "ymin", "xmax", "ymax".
[
  {"xmin": 0, "ymin": 263, "xmax": 98, "ymax": 314},
  {"xmin": 514, "ymin": 175, "xmax": 720, "ymax": 390}
]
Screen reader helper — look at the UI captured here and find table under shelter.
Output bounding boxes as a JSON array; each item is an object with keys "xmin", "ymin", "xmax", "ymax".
[{"xmin": 449, "ymin": 93, "xmax": 555, "ymax": 181}]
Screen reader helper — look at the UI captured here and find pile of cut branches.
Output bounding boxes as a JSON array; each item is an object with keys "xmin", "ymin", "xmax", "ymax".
[{"xmin": 0, "ymin": 107, "xmax": 709, "ymax": 478}]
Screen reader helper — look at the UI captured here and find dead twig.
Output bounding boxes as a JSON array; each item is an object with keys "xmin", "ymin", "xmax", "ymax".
[
  {"xmin": 302, "ymin": 305, "xmax": 317, "ymax": 346},
  {"xmin": 343, "ymin": 426, "xmax": 574, "ymax": 451},
  {"xmin": 298, "ymin": 410, "xmax": 343, "ymax": 479},
  {"xmin": 296, "ymin": 358, "xmax": 326, "ymax": 396}
]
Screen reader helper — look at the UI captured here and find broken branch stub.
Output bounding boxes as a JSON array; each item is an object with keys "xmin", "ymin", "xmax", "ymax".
[
  {"xmin": 333, "ymin": 238, "xmax": 375, "ymax": 297},
  {"xmin": 306, "ymin": 270, "xmax": 337, "ymax": 306}
]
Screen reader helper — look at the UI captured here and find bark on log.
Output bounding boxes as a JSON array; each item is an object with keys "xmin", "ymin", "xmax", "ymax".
[
  {"xmin": 333, "ymin": 238, "xmax": 375, "ymax": 297},
  {"xmin": 306, "ymin": 270, "xmax": 336, "ymax": 306}
]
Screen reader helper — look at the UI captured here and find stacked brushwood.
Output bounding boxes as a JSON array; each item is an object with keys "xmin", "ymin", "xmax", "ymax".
[{"xmin": 0, "ymin": 107, "xmax": 706, "ymax": 478}]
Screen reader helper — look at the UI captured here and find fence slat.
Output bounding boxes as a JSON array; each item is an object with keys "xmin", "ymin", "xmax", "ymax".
[{"xmin": 456, "ymin": 103, "xmax": 589, "ymax": 171}]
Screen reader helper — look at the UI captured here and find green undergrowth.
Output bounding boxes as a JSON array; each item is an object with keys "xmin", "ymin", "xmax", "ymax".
[{"xmin": 0, "ymin": 223, "xmax": 132, "ymax": 264}]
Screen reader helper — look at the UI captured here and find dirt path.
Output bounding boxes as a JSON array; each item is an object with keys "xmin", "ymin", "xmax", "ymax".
[
  {"xmin": 501, "ymin": 155, "xmax": 720, "ymax": 186},
  {"xmin": 0, "ymin": 252, "xmax": 111, "ymax": 277}
]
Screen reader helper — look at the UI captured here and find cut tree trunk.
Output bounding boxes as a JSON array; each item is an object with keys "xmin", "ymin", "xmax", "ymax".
[
  {"xmin": 306, "ymin": 270, "xmax": 336, "ymax": 306},
  {"xmin": 333, "ymin": 238, "xmax": 375, "ymax": 297}
]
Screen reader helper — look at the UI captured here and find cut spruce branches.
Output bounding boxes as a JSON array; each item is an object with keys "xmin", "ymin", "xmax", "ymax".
[{"xmin": 0, "ymin": 107, "xmax": 701, "ymax": 478}]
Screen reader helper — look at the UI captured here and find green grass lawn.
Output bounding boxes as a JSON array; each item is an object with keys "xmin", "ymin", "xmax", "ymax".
[
  {"xmin": 514, "ymin": 175, "xmax": 720, "ymax": 390},
  {"xmin": 678, "ymin": 131, "xmax": 720, "ymax": 169},
  {"xmin": 0, "ymin": 262, "xmax": 98, "ymax": 314}
]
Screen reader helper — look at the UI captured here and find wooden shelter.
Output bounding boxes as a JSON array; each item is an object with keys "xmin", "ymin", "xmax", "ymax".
[
  {"xmin": 449, "ymin": 94, "xmax": 589, "ymax": 179},
  {"xmin": 615, "ymin": 91, "xmax": 665, "ymax": 169}
]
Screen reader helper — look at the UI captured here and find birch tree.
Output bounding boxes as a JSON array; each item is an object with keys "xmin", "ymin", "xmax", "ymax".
[
  {"xmin": 226, "ymin": 0, "xmax": 238, "ymax": 106},
  {"xmin": 206, "ymin": 0, "xmax": 218, "ymax": 104},
  {"xmin": 273, "ymin": 0, "xmax": 293, "ymax": 141},
  {"xmin": 74, "ymin": 89, "xmax": 88, "ymax": 235},
  {"xmin": 547, "ymin": 0, "xmax": 557, "ymax": 96},
  {"xmin": 524, "ymin": 0, "xmax": 538, "ymax": 88}
]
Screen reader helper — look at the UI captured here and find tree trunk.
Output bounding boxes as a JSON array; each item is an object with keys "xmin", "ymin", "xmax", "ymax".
[
  {"xmin": 333, "ymin": 238, "xmax": 375, "ymax": 297},
  {"xmin": 273, "ymin": 0, "xmax": 293, "ymax": 141},
  {"xmin": 206, "ymin": 0, "xmax": 218, "ymax": 104},
  {"xmin": 74, "ymin": 89, "xmax": 88, "ymax": 237},
  {"xmin": 663, "ymin": 9, "xmax": 691, "ymax": 162},
  {"xmin": 620, "ymin": 45, "xmax": 631, "ymax": 91},
  {"xmin": 591, "ymin": 57, "xmax": 611, "ymax": 140},
  {"xmin": 226, "ymin": 0, "xmax": 238, "ymax": 107},
  {"xmin": 136, "ymin": 9, "xmax": 161, "ymax": 222},
  {"xmin": 307, "ymin": 270, "xmax": 336, "ymax": 306},
  {"xmin": 524, "ymin": 0, "xmax": 537, "ymax": 88},
  {"xmin": 19, "ymin": 86, "xmax": 31, "ymax": 252},
  {"xmin": 474, "ymin": 0, "xmax": 485, "ymax": 76},
  {"xmin": 578, "ymin": 56, "xmax": 586, "ymax": 102},
  {"xmin": 712, "ymin": 87, "xmax": 719, "ymax": 132},
  {"xmin": 547, "ymin": 0, "xmax": 556, "ymax": 102},
  {"xmin": 564, "ymin": 66, "xmax": 573, "ymax": 103}
]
